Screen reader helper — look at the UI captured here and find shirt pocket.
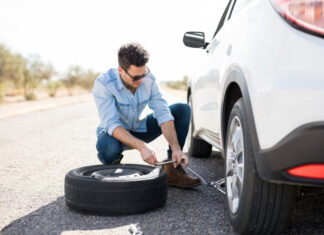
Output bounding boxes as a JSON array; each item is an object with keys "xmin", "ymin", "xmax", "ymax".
[{"xmin": 117, "ymin": 102, "xmax": 131, "ymax": 122}]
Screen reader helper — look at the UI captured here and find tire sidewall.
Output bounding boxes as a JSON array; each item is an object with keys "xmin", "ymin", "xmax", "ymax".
[{"xmin": 225, "ymin": 98, "xmax": 257, "ymax": 232}]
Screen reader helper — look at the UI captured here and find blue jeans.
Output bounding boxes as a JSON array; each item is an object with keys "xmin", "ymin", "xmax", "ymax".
[{"xmin": 96, "ymin": 103, "xmax": 191, "ymax": 164}]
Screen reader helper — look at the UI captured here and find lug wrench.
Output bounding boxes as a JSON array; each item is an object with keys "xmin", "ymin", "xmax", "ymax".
[{"xmin": 156, "ymin": 160, "xmax": 226, "ymax": 195}]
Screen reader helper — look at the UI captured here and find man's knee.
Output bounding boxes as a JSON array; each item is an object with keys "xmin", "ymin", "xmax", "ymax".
[
  {"xmin": 170, "ymin": 103, "xmax": 191, "ymax": 120},
  {"xmin": 96, "ymin": 134, "xmax": 122, "ymax": 164},
  {"xmin": 181, "ymin": 103, "xmax": 191, "ymax": 116}
]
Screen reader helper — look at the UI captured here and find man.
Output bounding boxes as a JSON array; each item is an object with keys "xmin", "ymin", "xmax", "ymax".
[{"xmin": 92, "ymin": 42, "xmax": 201, "ymax": 188}]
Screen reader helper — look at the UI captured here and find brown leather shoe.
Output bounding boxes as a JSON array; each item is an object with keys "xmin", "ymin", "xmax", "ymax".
[{"xmin": 162, "ymin": 162, "xmax": 201, "ymax": 188}]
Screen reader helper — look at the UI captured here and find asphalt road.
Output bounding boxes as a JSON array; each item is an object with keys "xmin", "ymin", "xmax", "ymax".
[{"xmin": 0, "ymin": 90, "xmax": 324, "ymax": 235}]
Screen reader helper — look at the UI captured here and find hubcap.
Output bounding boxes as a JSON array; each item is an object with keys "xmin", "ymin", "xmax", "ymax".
[
  {"xmin": 89, "ymin": 168, "xmax": 144, "ymax": 181},
  {"xmin": 226, "ymin": 116, "xmax": 244, "ymax": 214}
]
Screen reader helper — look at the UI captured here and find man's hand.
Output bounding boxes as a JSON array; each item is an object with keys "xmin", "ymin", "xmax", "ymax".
[
  {"xmin": 172, "ymin": 149, "xmax": 189, "ymax": 168},
  {"xmin": 160, "ymin": 120, "xmax": 189, "ymax": 168},
  {"xmin": 140, "ymin": 143, "xmax": 159, "ymax": 166}
]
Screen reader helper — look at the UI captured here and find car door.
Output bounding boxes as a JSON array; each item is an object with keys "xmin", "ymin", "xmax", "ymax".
[{"xmin": 192, "ymin": 0, "xmax": 235, "ymax": 138}]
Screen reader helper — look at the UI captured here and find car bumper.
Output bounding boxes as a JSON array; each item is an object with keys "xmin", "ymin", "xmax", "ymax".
[{"xmin": 256, "ymin": 122, "xmax": 324, "ymax": 186}]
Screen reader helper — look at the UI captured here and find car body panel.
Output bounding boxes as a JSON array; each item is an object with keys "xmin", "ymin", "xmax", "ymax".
[
  {"xmin": 187, "ymin": 0, "xmax": 324, "ymax": 185},
  {"xmin": 191, "ymin": 0, "xmax": 324, "ymax": 149}
]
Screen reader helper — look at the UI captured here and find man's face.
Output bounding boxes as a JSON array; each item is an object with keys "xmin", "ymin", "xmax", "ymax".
[{"xmin": 118, "ymin": 65, "xmax": 148, "ymax": 90}]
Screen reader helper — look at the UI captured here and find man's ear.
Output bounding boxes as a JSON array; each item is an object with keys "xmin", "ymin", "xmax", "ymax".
[{"xmin": 117, "ymin": 67, "xmax": 123, "ymax": 73}]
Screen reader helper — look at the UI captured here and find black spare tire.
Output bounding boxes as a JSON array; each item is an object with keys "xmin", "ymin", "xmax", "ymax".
[{"xmin": 65, "ymin": 164, "xmax": 168, "ymax": 215}]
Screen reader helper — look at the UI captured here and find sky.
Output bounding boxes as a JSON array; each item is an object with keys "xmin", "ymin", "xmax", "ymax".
[{"xmin": 0, "ymin": 0, "xmax": 227, "ymax": 81}]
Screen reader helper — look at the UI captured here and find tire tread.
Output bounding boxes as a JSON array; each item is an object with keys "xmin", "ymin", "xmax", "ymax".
[
  {"xmin": 189, "ymin": 138, "xmax": 212, "ymax": 158},
  {"xmin": 64, "ymin": 164, "xmax": 168, "ymax": 215},
  {"xmin": 226, "ymin": 98, "xmax": 296, "ymax": 235}
]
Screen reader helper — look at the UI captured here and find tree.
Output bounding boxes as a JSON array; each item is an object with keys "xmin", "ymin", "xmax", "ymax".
[
  {"xmin": 0, "ymin": 44, "xmax": 26, "ymax": 102},
  {"xmin": 23, "ymin": 55, "xmax": 56, "ymax": 100},
  {"xmin": 165, "ymin": 75, "xmax": 188, "ymax": 90},
  {"xmin": 62, "ymin": 65, "xmax": 83, "ymax": 95},
  {"xmin": 79, "ymin": 69, "xmax": 99, "ymax": 91},
  {"xmin": 47, "ymin": 80, "xmax": 62, "ymax": 97}
]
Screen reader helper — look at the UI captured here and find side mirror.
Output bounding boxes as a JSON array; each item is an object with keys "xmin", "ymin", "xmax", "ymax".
[{"xmin": 183, "ymin": 31, "xmax": 206, "ymax": 48}]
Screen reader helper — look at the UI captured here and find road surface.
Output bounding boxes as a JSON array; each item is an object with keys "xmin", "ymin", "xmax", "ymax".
[{"xmin": 0, "ymin": 89, "xmax": 323, "ymax": 234}]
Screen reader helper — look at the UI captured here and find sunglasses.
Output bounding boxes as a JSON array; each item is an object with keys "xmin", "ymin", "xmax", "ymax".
[{"xmin": 123, "ymin": 67, "xmax": 150, "ymax": 82}]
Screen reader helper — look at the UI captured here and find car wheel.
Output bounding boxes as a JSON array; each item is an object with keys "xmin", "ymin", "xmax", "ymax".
[
  {"xmin": 65, "ymin": 164, "xmax": 167, "ymax": 215},
  {"xmin": 187, "ymin": 94, "xmax": 212, "ymax": 158},
  {"xmin": 225, "ymin": 98, "xmax": 296, "ymax": 234}
]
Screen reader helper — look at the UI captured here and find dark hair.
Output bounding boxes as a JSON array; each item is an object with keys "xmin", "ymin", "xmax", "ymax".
[{"xmin": 118, "ymin": 42, "xmax": 149, "ymax": 70}]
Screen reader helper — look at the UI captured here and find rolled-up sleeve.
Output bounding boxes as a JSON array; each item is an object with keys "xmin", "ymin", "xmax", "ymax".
[
  {"xmin": 148, "ymin": 79, "xmax": 174, "ymax": 126},
  {"xmin": 92, "ymin": 79, "xmax": 122, "ymax": 136}
]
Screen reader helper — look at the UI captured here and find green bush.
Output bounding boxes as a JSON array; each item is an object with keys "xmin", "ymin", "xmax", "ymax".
[
  {"xmin": 0, "ymin": 81, "xmax": 7, "ymax": 103},
  {"xmin": 24, "ymin": 92, "xmax": 36, "ymax": 101},
  {"xmin": 47, "ymin": 81, "xmax": 62, "ymax": 97},
  {"xmin": 165, "ymin": 75, "xmax": 188, "ymax": 90},
  {"xmin": 79, "ymin": 69, "xmax": 99, "ymax": 91}
]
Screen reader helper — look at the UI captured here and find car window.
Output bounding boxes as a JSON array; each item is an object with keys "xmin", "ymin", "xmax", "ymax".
[
  {"xmin": 228, "ymin": 0, "xmax": 251, "ymax": 19},
  {"xmin": 213, "ymin": 0, "xmax": 233, "ymax": 38}
]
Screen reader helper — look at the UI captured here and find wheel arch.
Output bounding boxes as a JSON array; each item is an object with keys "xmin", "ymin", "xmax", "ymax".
[
  {"xmin": 220, "ymin": 67, "xmax": 260, "ymax": 160},
  {"xmin": 222, "ymin": 82, "xmax": 243, "ymax": 149},
  {"xmin": 187, "ymin": 86, "xmax": 191, "ymax": 103}
]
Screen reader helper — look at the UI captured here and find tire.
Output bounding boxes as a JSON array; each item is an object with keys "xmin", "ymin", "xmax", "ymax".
[
  {"xmin": 225, "ymin": 98, "xmax": 296, "ymax": 234},
  {"xmin": 187, "ymin": 94, "xmax": 212, "ymax": 158},
  {"xmin": 65, "ymin": 164, "xmax": 167, "ymax": 215}
]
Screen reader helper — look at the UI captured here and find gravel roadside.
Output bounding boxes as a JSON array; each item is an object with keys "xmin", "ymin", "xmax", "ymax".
[
  {"xmin": 0, "ymin": 87, "xmax": 184, "ymax": 120},
  {"xmin": 0, "ymin": 93, "xmax": 93, "ymax": 120}
]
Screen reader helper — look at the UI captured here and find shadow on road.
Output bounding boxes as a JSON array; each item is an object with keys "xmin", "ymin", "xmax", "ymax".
[
  {"xmin": 1, "ymin": 154, "xmax": 231, "ymax": 235},
  {"xmin": 283, "ymin": 191, "xmax": 324, "ymax": 234}
]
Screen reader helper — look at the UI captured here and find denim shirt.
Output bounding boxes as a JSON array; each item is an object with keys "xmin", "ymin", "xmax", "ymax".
[{"xmin": 92, "ymin": 68, "xmax": 174, "ymax": 136}]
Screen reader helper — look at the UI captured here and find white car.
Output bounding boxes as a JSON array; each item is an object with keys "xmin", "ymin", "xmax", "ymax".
[{"xmin": 183, "ymin": 0, "xmax": 324, "ymax": 234}]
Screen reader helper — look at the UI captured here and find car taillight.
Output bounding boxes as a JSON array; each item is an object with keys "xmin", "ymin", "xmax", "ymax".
[
  {"xmin": 287, "ymin": 164, "xmax": 324, "ymax": 179},
  {"xmin": 270, "ymin": 0, "xmax": 324, "ymax": 38}
]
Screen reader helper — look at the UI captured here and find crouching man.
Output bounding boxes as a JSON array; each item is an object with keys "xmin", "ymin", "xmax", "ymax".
[{"xmin": 92, "ymin": 42, "xmax": 201, "ymax": 188}]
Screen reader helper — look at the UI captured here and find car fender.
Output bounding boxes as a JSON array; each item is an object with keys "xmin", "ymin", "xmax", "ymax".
[{"xmin": 220, "ymin": 66, "xmax": 264, "ymax": 175}]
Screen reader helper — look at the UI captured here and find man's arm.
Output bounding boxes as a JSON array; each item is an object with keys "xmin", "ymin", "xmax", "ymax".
[
  {"xmin": 148, "ymin": 78, "xmax": 174, "ymax": 126},
  {"xmin": 112, "ymin": 126, "xmax": 159, "ymax": 165},
  {"xmin": 147, "ymin": 77, "xmax": 188, "ymax": 167},
  {"xmin": 93, "ymin": 78, "xmax": 122, "ymax": 135},
  {"xmin": 160, "ymin": 120, "xmax": 189, "ymax": 168}
]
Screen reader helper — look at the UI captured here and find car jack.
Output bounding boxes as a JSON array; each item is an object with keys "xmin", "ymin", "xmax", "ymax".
[{"xmin": 185, "ymin": 165, "xmax": 226, "ymax": 195}]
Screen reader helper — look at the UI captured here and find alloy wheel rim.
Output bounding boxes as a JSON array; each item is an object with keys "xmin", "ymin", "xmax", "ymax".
[{"xmin": 226, "ymin": 116, "xmax": 244, "ymax": 214}]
